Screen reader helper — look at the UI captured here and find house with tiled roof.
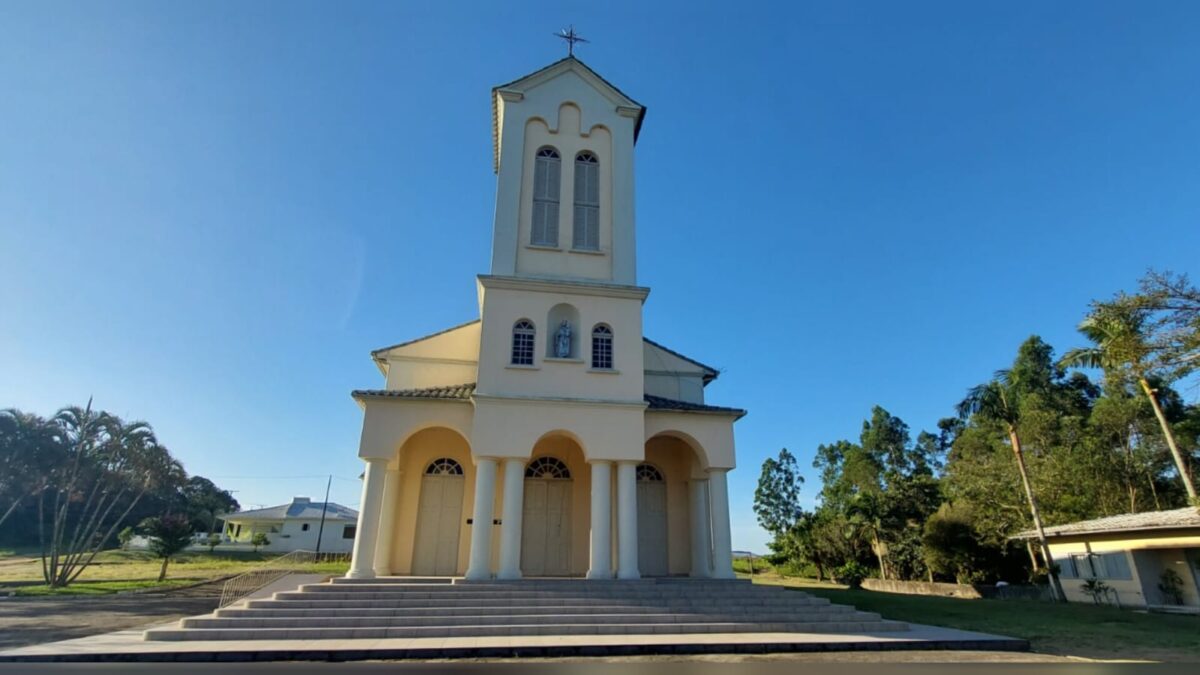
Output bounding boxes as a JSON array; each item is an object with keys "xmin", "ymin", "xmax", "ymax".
[
  {"xmin": 342, "ymin": 55, "xmax": 746, "ymax": 582},
  {"xmin": 1014, "ymin": 507, "xmax": 1200, "ymax": 610},
  {"xmin": 221, "ymin": 497, "xmax": 359, "ymax": 553}
]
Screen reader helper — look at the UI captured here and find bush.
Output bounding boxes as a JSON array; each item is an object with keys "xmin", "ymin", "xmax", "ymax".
[
  {"xmin": 205, "ymin": 533, "xmax": 221, "ymax": 552},
  {"xmin": 250, "ymin": 533, "xmax": 270, "ymax": 552},
  {"xmin": 834, "ymin": 561, "xmax": 870, "ymax": 589}
]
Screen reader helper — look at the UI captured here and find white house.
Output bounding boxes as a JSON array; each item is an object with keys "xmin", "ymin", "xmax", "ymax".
[
  {"xmin": 222, "ymin": 497, "xmax": 358, "ymax": 553},
  {"xmin": 344, "ymin": 55, "xmax": 746, "ymax": 581}
]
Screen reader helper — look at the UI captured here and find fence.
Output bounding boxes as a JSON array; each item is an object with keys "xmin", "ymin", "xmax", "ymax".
[{"xmin": 218, "ymin": 549, "xmax": 351, "ymax": 608}]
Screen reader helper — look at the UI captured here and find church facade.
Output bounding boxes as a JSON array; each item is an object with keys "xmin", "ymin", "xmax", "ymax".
[{"xmin": 345, "ymin": 56, "xmax": 745, "ymax": 581}]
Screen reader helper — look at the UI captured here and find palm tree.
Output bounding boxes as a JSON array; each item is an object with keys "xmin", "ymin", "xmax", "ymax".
[
  {"xmin": 1060, "ymin": 303, "xmax": 1198, "ymax": 503},
  {"xmin": 957, "ymin": 373, "xmax": 1066, "ymax": 602}
]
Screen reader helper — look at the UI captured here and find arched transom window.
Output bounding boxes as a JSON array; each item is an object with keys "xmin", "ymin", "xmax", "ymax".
[
  {"xmin": 636, "ymin": 464, "xmax": 664, "ymax": 482},
  {"xmin": 425, "ymin": 458, "xmax": 464, "ymax": 476},
  {"xmin": 525, "ymin": 456, "xmax": 571, "ymax": 479},
  {"xmin": 532, "ymin": 147, "xmax": 561, "ymax": 247},
  {"xmin": 573, "ymin": 151, "xmax": 599, "ymax": 251},
  {"xmin": 512, "ymin": 319, "xmax": 535, "ymax": 365},
  {"xmin": 591, "ymin": 323, "xmax": 613, "ymax": 370}
]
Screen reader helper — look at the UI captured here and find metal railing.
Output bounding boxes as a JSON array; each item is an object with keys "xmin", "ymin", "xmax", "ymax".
[{"xmin": 218, "ymin": 550, "xmax": 350, "ymax": 608}]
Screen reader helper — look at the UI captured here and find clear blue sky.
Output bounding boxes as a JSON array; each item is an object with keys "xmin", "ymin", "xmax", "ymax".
[{"xmin": 3, "ymin": 1, "xmax": 1199, "ymax": 553}]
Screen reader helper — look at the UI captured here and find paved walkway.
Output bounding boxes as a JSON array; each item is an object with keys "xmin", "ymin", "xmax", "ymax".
[{"xmin": 0, "ymin": 619, "xmax": 1030, "ymax": 662}]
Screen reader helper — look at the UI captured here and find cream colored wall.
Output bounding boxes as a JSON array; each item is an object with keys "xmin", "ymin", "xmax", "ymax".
[
  {"xmin": 491, "ymin": 64, "xmax": 640, "ymax": 285},
  {"xmin": 471, "ymin": 396, "xmax": 645, "ymax": 463},
  {"xmin": 515, "ymin": 108, "xmax": 613, "ymax": 282},
  {"xmin": 476, "ymin": 283, "xmax": 644, "ymax": 403},
  {"xmin": 643, "ymin": 342, "xmax": 710, "ymax": 404},
  {"xmin": 645, "ymin": 412, "xmax": 737, "ymax": 470},
  {"xmin": 356, "ymin": 398, "xmax": 473, "ymax": 460},
  {"xmin": 381, "ymin": 322, "xmax": 481, "ymax": 390},
  {"xmin": 645, "ymin": 436, "xmax": 699, "ymax": 575}
]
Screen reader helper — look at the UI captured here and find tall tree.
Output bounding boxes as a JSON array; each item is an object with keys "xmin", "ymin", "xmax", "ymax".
[
  {"xmin": 753, "ymin": 448, "xmax": 805, "ymax": 539},
  {"xmin": 1061, "ymin": 298, "xmax": 1198, "ymax": 502},
  {"xmin": 0, "ymin": 410, "xmax": 63, "ymax": 530},
  {"xmin": 957, "ymin": 337, "xmax": 1066, "ymax": 602}
]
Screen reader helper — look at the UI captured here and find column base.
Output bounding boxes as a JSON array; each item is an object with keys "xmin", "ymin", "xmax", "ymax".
[
  {"xmin": 586, "ymin": 569, "xmax": 613, "ymax": 580},
  {"xmin": 616, "ymin": 569, "xmax": 641, "ymax": 580},
  {"xmin": 711, "ymin": 569, "xmax": 736, "ymax": 580},
  {"xmin": 345, "ymin": 568, "xmax": 375, "ymax": 579},
  {"xmin": 496, "ymin": 569, "xmax": 522, "ymax": 580},
  {"xmin": 372, "ymin": 567, "xmax": 392, "ymax": 577},
  {"xmin": 464, "ymin": 569, "xmax": 492, "ymax": 581}
]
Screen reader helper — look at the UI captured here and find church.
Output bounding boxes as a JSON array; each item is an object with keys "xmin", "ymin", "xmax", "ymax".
[{"xmin": 343, "ymin": 54, "xmax": 746, "ymax": 582}]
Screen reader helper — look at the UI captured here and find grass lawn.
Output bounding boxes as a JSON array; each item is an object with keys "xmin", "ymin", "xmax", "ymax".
[
  {"xmin": 0, "ymin": 549, "xmax": 349, "ymax": 596},
  {"xmin": 748, "ymin": 574, "xmax": 1200, "ymax": 662}
]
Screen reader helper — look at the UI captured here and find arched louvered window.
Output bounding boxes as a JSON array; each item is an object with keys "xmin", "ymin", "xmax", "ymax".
[
  {"xmin": 525, "ymin": 456, "xmax": 571, "ymax": 479},
  {"xmin": 591, "ymin": 324, "xmax": 613, "ymax": 370},
  {"xmin": 573, "ymin": 152, "xmax": 599, "ymax": 251},
  {"xmin": 532, "ymin": 147, "xmax": 561, "ymax": 247},
  {"xmin": 636, "ymin": 464, "xmax": 664, "ymax": 482},
  {"xmin": 512, "ymin": 320, "xmax": 535, "ymax": 365},
  {"xmin": 425, "ymin": 458, "xmax": 464, "ymax": 476}
]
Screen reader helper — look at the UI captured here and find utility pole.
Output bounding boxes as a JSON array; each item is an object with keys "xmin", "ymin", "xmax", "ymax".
[{"xmin": 314, "ymin": 475, "xmax": 331, "ymax": 555}]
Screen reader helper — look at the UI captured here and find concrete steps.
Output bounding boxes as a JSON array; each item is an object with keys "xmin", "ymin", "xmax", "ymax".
[{"xmin": 143, "ymin": 577, "xmax": 908, "ymax": 642}]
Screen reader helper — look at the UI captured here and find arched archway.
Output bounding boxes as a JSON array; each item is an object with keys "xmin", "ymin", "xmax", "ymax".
[
  {"xmin": 412, "ymin": 457, "xmax": 465, "ymax": 575},
  {"xmin": 392, "ymin": 426, "xmax": 472, "ymax": 576}
]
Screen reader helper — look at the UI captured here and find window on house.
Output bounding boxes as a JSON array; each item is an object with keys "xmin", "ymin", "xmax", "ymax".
[
  {"xmin": 573, "ymin": 152, "xmax": 599, "ymax": 250},
  {"xmin": 532, "ymin": 147, "xmax": 561, "ymax": 246},
  {"xmin": 591, "ymin": 324, "xmax": 613, "ymax": 369},
  {"xmin": 301, "ymin": 523, "xmax": 310, "ymax": 532},
  {"xmin": 343, "ymin": 525, "xmax": 356, "ymax": 539},
  {"xmin": 1062, "ymin": 551, "xmax": 1132, "ymax": 580},
  {"xmin": 512, "ymin": 319, "xmax": 535, "ymax": 365}
]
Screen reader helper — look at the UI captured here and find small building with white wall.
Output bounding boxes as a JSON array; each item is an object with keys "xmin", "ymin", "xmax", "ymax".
[
  {"xmin": 1017, "ymin": 507, "xmax": 1200, "ymax": 610},
  {"xmin": 222, "ymin": 497, "xmax": 359, "ymax": 553},
  {"xmin": 344, "ymin": 55, "xmax": 746, "ymax": 581}
]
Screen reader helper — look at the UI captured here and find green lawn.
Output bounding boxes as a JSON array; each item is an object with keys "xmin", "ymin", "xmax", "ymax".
[
  {"xmin": 750, "ymin": 575, "xmax": 1200, "ymax": 662},
  {"xmin": 0, "ymin": 549, "xmax": 349, "ymax": 596}
]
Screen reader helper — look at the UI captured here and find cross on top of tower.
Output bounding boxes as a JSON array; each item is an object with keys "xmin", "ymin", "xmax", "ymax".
[{"xmin": 554, "ymin": 25, "xmax": 589, "ymax": 56}]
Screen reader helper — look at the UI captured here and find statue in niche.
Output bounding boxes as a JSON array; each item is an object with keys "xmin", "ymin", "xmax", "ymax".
[{"xmin": 554, "ymin": 320, "xmax": 572, "ymax": 358}]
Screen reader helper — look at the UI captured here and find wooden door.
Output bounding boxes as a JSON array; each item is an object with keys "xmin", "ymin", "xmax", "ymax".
[
  {"xmin": 412, "ymin": 473, "xmax": 464, "ymax": 575},
  {"xmin": 637, "ymin": 466, "xmax": 669, "ymax": 576},
  {"xmin": 522, "ymin": 479, "xmax": 572, "ymax": 575}
]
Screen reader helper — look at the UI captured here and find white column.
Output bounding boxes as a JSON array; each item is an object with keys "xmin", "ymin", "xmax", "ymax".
[
  {"xmin": 372, "ymin": 467, "xmax": 402, "ymax": 576},
  {"xmin": 497, "ymin": 458, "xmax": 526, "ymax": 580},
  {"xmin": 346, "ymin": 458, "xmax": 388, "ymax": 579},
  {"xmin": 587, "ymin": 461, "xmax": 613, "ymax": 579},
  {"xmin": 465, "ymin": 457, "xmax": 499, "ymax": 580},
  {"xmin": 708, "ymin": 469, "xmax": 735, "ymax": 579},
  {"xmin": 689, "ymin": 479, "xmax": 713, "ymax": 578},
  {"xmin": 616, "ymin": 460, "xmax": 640, "ymax": 579}
]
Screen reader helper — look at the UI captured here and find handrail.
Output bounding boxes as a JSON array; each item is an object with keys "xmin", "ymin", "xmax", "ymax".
[{"xmin": 218, "ymin": 549, "xmax": 349, "ymax": 608}]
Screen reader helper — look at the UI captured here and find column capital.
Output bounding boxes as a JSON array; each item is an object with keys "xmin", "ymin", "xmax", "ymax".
[
  {"xmin": 616, "ymin": 459, "xmax": 640, "ymax": 467},
  {"xmin": 705, "ymin": 467, "xmax": 730, "ymax": 475},
  {"xmin": 587, "ymin": 459, "xmax": 614, "ymax": 466}
]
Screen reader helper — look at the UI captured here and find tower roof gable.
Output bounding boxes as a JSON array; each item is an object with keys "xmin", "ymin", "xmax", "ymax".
[{"xmin": 491, "ymin": 56, "xmax": 646, "ymax": 172}]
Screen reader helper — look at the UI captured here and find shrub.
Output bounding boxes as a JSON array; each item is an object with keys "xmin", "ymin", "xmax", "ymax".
[
  {"xmin": 834, "ymin": 561, "xmax": 870, "ymax": 589},
  {"xmin": 205, "ymin": 533, "xmax": 221, "ymax": 552},
  {"xmin": 1080, "ymin": 578, "xmax": 1111, "ymax": 604},
  {"xmin": 251, "ymin": 533, "xmax": 270, "ymax": 552},
  {"xmin": 1158, "ymin": 569, "xmax": 1185, "ymax": 605}
]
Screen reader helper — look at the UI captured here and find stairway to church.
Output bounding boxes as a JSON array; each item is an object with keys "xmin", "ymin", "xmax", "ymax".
[{"xmin": 143, "ymin": 577, "xmax": 906, "ymax": 641}]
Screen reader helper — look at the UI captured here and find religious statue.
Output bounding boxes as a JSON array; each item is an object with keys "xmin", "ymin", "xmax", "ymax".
[{"xmin": 554, "ymin": 320, "xmax": 572, "ymax": 358}]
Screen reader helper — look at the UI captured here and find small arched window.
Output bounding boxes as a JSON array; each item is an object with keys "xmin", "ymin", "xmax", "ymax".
[
  {"xmin": 525, "ymin": 456, "xmax": 571, "ymax": 479},
  {"xmin": 512, "ymin": 320, "xmax": 535, "ymax": 365},
  {"xmin": 573, "ymin": 152, "xmax": 599, "ymax": 251},
  {"xmin": 532, "ymin": 147, "xmax": 561, "ymax": 247},
  {"xmin": 636, "ymin": 464, "xmax": 664, "ymax": 482},
  {"xmin": 425, "ymin": 458, "xmax": 464, "ymax": 476},
  {"xmin": 591, "ymin": 324, "xmax": 613, "ymax": 370}
]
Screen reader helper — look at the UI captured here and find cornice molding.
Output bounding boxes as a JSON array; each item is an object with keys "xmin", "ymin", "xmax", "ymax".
[{"xmin": 477, "ymin": 274, "xmax": 650, "ymax": 302}]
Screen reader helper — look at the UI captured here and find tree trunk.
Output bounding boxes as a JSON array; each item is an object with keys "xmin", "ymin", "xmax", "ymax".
[
  {"xmin": 1140, "ymin": 378, "xmax": 1198, "ymax": 503},
  {"xmin": 158, "ymin": 556, "xmax": 169, "ymax": 582},
  {"xmin": 0, "ymin": 495, "xmax": 22, "ymax": 530},
  {"xmin": 1008, "ymin": 428, "xmax": 1065, "ymax": 603}
]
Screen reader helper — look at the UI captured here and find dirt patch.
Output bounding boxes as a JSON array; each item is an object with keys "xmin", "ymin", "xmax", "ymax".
[{"xmin": 0, "ymin": 582, "xmax": 221, "ymax": 649}]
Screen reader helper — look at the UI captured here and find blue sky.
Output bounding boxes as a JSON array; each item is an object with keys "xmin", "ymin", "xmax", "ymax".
[{"xmin": 2, "ymin": 1, "xmax": 1199, "ymax": 553}]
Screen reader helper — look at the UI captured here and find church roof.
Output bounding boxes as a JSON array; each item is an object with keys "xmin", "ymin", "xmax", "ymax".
[
  {"xmin": 643, "ymin": 336, "xmax": 720, "ymax": 384},
  {"xmin": 352, "ymin": 383, "xmax": 745, "ymax": 418},
  {"xmin": 369, "ymin": 319, "xmax": 481, "ymax": 360},
  {"xmin": 492, "ymin": 56, "xmax": 646, "ymax": 173}
]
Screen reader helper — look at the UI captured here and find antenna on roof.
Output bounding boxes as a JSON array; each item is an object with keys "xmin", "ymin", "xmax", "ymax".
[{"xmin": 554, "ymin": 25, "xmax": 589, "ymax": 56}]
